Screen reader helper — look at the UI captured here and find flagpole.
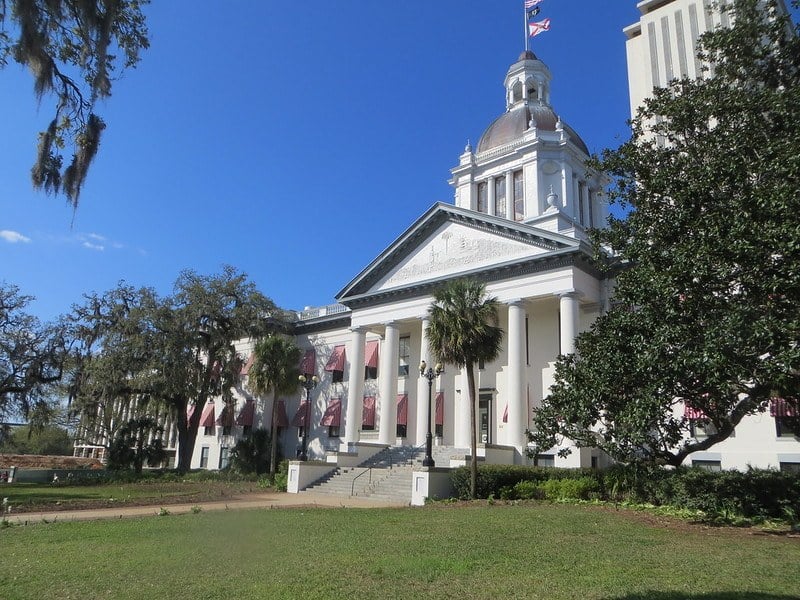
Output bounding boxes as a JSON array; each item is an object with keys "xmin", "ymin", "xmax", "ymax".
[{"xmin": 524, "ymin": 1, "xmax": 529, "ymax": 53}]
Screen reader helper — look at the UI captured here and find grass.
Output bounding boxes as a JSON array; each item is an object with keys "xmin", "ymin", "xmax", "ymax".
[
  {"xmin": 1, "ymin": 502, "xmax": 799, "ymax": 599},
  {"xmin": 0, "ymin": 480, "xmax": 263, "ymax": 512}
]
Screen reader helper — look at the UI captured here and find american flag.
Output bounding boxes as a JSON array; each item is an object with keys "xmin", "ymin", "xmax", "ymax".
[{"xmin": 524, "ymin": 0, "xmax": 543, "ymax": 8}]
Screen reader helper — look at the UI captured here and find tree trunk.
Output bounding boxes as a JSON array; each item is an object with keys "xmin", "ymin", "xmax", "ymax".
[
  {"xmin": 466, "ymin": 362, "xmax": 478, "ymax": 499},
  {"xmin": 269, "ymin": 395, "xmax": 279, "ymax": 479}
]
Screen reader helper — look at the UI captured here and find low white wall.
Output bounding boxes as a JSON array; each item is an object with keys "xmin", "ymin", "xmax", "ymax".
[
  {"xmin": 286, "ymin": 461, "xmax": 337, "ymax": 494},
  {"xmin": 411, "ymin": 468, "xmax": 454, "ymax": 506}
]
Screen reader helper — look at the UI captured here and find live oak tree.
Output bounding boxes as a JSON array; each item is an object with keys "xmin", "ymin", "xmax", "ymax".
[
  {"xmin": 0, "ymin": 283, "xmax": 67, "ymax": 426},
  {"xmin": 426, "ymin": 279, "xmax": 503, "ymax": 499},
  {"xmin": 529, "ymin": 0, "xmax": 800, "ymax": 466},
  {"xmin": 1, "ymin": 0, "xmax": 149, "ymax": 207},
  {"xmin": 69, "ymin": 267, "xmax": 285, "ymax": 472}
]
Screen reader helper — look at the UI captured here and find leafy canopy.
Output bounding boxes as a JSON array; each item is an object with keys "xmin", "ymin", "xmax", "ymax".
[
  {"xmin": 530, "ymin": 0, "xmax": 800, "ymax": 466},
  {"xmin": 1, "ymin": 0, "xmax": 150, "ymax": 207}
]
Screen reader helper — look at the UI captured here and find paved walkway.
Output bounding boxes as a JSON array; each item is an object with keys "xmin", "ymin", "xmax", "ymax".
[{"xmin": 3, "ymin": 492, "xmax": 407, "ymax": 525}]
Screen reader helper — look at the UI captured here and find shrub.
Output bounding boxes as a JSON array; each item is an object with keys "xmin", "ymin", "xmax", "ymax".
[{"xmin": 450, "ymin": 465, "xmax": 600, "ymax": 499}]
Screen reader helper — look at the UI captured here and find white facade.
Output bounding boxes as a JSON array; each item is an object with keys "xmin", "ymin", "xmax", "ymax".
[{"xmin": 212, "ymin": 49, "xmax": 611, "ymax": 471}]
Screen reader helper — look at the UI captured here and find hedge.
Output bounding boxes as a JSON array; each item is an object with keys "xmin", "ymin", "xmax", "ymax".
[{"xmin": 449, "ymin": 464, "xmax": 800, "ymax": 521}]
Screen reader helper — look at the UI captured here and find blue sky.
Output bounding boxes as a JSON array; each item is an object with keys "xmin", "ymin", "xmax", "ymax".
[{"xmin": 1, "ymin": 2, "xmax": 666, "ymax": 321}]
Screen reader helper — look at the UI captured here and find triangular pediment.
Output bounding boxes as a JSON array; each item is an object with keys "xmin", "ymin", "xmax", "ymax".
[{"xmin": 337, "ymin": 203, "xmax": 582, "ymax": 303}]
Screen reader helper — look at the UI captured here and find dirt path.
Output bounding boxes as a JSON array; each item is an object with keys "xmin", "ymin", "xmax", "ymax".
[{"xmin": 2, "ymin": 491, "xmax": 406, "ymax": 525}]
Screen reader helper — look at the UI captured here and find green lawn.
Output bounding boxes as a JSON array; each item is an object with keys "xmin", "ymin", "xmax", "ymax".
[
  {"xmin": 0, "ymin": 480, "xmax": 261, "ymax": 512},
  {"xmin": 1, "ymin": 503, "xmax": 798, "ymax": 600}
]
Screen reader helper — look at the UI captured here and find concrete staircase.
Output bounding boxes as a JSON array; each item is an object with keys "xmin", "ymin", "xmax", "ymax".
[{"xmin": 301, "ymin": 445, "xmax": 468, "ymax": 504}]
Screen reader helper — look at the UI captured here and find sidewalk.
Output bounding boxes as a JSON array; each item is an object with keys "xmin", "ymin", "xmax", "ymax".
[{"xmin": 2, "ymin": 491, "xmax": 407, "ymax": 525}]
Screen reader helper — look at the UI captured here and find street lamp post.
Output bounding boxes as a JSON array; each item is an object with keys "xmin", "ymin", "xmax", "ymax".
[
  {"xmin": 298, "ymin": 374, "xmax": 319, "ymax": 461},
  {"xmin": 419, "ymin": 360, "xmax": 443, "ymax": 468}
]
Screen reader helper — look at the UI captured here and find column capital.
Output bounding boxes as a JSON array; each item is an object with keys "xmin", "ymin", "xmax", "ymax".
[
  {"xmin": 349, "ymin": 326, "xmax": 367, "ymax": 334},
  {"xmin": 557, "ymin": 290, "xmax": 580, "ymax": 300},
  {"xmin": 506, "ymin": 298, "xmax": 526, "ymax": 307}
]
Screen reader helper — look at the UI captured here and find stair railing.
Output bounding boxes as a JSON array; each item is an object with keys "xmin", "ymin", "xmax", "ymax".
[{"xmin": 351, "ymin": 467, "xmax": 372, "ymax": 497}]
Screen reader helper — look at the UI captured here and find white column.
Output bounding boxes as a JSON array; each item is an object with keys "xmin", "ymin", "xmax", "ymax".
[
  {"xmin": 487, "ymin": 176, "xmax": 496, "ymax": 217},
  {"xmin": 506, "ymin": 300, "xmax": 526, "ymax": 452},
  {"xmin": 415, "ymin": 317, "xmax": 430, "ymax": 446},
  {"xmin": 378, "ymin": 322, "xmax": 400, "ymax": 445},
  {"xmin": 345, "ymin": 327, "xmax": 366, "ymax": 445},
  {"xmin": 559, "ymin": 292, "xmax": 580, "ymax": 355},
  {"xmin": 454, "ymin": 368, "xmax": 472, "ymax": 448},
  {"xmin": 506, "ymin": 171, "xmax": 514, "ymax": 220}
]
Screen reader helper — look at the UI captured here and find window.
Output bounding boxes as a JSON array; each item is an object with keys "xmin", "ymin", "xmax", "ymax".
[
  {"xmin": 435, "ymin": 391, "xmax": 444, "ymax": 438},
  {"xmin": 200, "ymin": 446, "xmax": 210, "ymax": 469},
  {"xmin": 513, "ymin": 170, "xmax": 524, "ymax": 221},
  {"xmin": 776, "ymin": 417, "xmax": 799, "ymax": 438},
  {"xmin": 535, "ymin": 454, "xmax": 555, "ymax": 467},
  {"xmin": 398, "ymin": 336, "xmax": 410, "ymax": 377},
  {"xmin": 329, "ymin": 426, "xmax": 340, "ymax": 438},
  {"xmin": 222, "ymin": 425, "xmax": 232, "ymax": 436},
  {"xmin": 396, "ymin": 424, "xmax": 407, "ymax": 438},
  {"xmin": 478, "ymin": 358, "xmax": 485, "ymax": 370},
  {"xmin": 477, "ymin": 182, "xmax": 488, "ymax": 213},
  {"xmin": 692, "ymin": 460, "xmax": 722, "ymax": 472},
  {"xmin": 204, "ymin": 425, "xmax": 213, "ymax": 436},
  {"xmin": 779, "ymin": 462, "xmax": 800, "ymax": 474},
  {"xmin": 298, "ymin": 426, "xmax": 305, "ymax": 439},
  {"xmin": 219, "ymin": 446, "xmax": 229, "ymax": 470},
  {"xmin": 690, "ymin": 419, "xmax": 718, "ymax": 438},
  {"xmin": 242, "ymin": 425, "xmax": 252, "ymax": 437},
  {"xmin": 494, "ymin": 177, "xmax": 506, "ymax": 217},
  {"xmin": 332, "ymin": 370, "xmax": 344, "ymax": 383}
]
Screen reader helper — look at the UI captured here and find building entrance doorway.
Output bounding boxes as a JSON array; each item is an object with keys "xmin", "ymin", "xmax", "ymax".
[{"xmin": 478, "ymin": 393, "xmax": 492, "ymax": 444}]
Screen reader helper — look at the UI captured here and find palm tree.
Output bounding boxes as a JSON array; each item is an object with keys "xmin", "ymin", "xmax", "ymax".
[
  {"xmin": 426, "ymin": 279, "xmax": 504, "ymax": 499},
  {"xmin": 248, "ymin": 335, "xmax": 301, "ymax": 479}
]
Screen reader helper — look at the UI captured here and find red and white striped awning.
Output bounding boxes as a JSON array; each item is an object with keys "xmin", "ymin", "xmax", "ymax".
[
  {"xmin": 325, "ymin": 345, "xmax": 346, "ymax": 372},
  {"xmin": 300, "ymin": 349, "xmax": 316, "ymax": 377},
  {"xmin": 362, "ymin": 396, "xmax": 376, "ymax": 427},
  {"xmin": 770, "ymin": 398, "xmax": 799, "ymax": 417},
  {"xmin": 292, "ymin": 400, "xmax": 309, "ymax": 427},
  {"xmin": 199, "ymin": 402, "xmax": 216, "ymax": 427},
  {"xmin": 683, "ymin": 404, "xmax": 707, "ymax": 420},
  {"xmin": 435, "ymin": 391, "xmax": 444, "ymax": 426},
  {"xmin": 320, "ymin": 398, "xmax": 342, "ymax": 427},
  {"xmin": 396, "ymin": 394, "xmax": 408, "ymax": 426},
  {"xmin": 365, "ymin": 340, "xmax": 380, "ymax": 369},
  {"xmin": 236, "ymin": 400, "xmax": 255, "ymax": 427},
  {"xmin": 274, "ymin": 399, "xmax": 289, "ymax": 428}
]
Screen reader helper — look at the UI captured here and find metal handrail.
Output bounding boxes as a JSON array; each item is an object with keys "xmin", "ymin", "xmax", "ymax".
[{"xmin": 351, "ymin": 467, "xmax": 372, "ymax": 496}]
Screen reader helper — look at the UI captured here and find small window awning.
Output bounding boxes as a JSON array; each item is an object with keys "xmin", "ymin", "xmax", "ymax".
[
  {"xmin": 236, "ymin": 400, "xmax": 255, "ymax": 426},
  {"xmin": 325, "ymin": 345, "xmax": 346, "ymax": 372},
  {"xmin": 684, "ymin": 404, "xmax": 707, "ymax": 420},
  {"xmin": 300, "ymin": 349, "xmax": 316, "ymax": 376},
  {"xmin": 320, "ymin": 398, "xmax": 342, "ymax": 427},
  {"xmin": 216, "ymin": 404, "xmax": 235, "ymax": 427},
  {"xmin": 770, "ymin": 398, "xmax": 799, "ymax": 417},
  {"xmin": 240, "ymin": 354, "xmax": 256, "ymax": 376},
  {"xmin": 435, "ymin": 391, "xmax": 444, "ymax": 426},
  {"xmin": 396, "ymin": 394, "xmax": 408, "ymax": 425},
  {"xmin": 200, "ymin": 402, "xmax": 216, "ymax": 428},
  {"xmin": 274, "ymin": 399, "xmax": 289, "ymax": 427},
  {"xmin": 292, "ymin": 400, "xmax": 309, "ymax": 427},
  {"xmin": 365, "ymin": 340, "xmax": 380, "ymax": 369},
  {"xmin": 362, "ymin": 396, "xmax": 376, "ymax": 427},
  {"xmin": 502, "ymin": 403, "xmax": 508, "ymax": 423}
]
